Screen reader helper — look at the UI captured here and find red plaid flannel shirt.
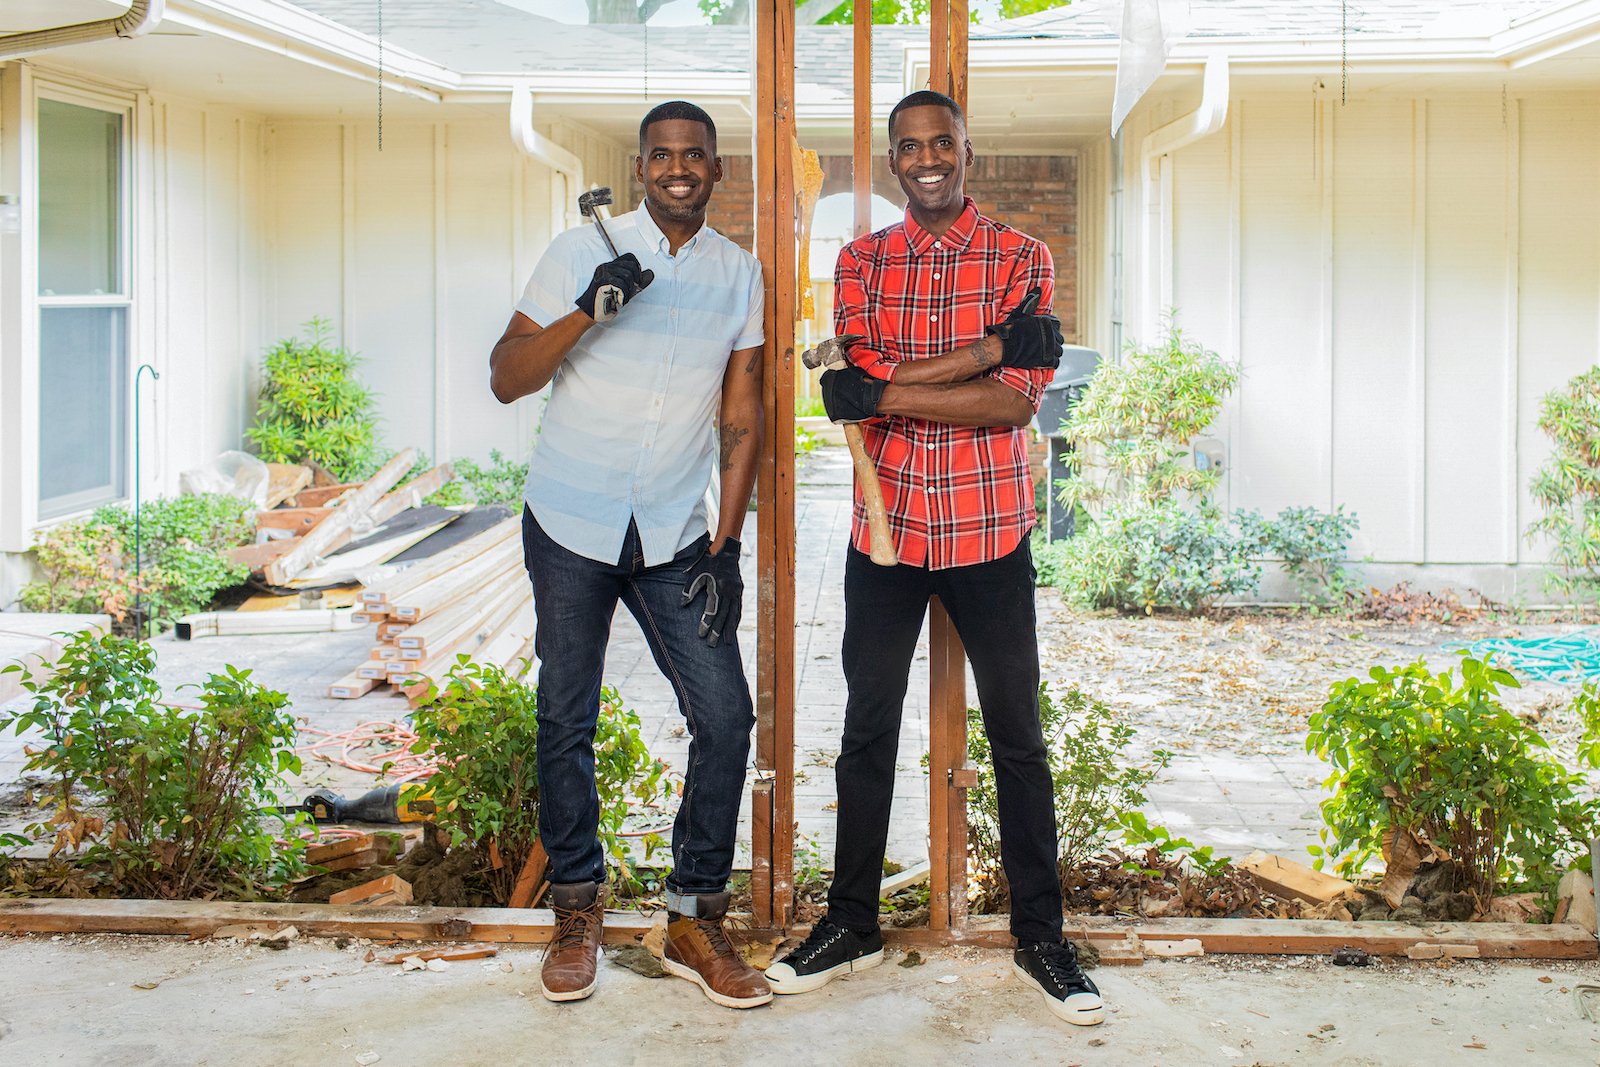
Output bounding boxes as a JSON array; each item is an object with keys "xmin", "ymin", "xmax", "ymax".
[{"xmin": 835, "ymin": 197, "xmax": 1055, "ymax": 569}]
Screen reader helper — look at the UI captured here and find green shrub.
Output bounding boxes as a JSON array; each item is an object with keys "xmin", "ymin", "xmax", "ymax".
[
  {"xmin": 423, "ymin": 450, "xmax": 528, "ymax": 510},
  {"xmin": 1529, "ymin": 366, "xmax": 1600, "ymax": 599},
  {"xmin": 794, "ymin": 395, "xmax": 828, "ymax": 419},
  {"xmin": 794, "ymin": 426, "xmax": 821, "ymax": 457},
  {"xmin": 1239, "ymin": 505, "xmax": 1361, "ymax": 604},
  {"xmin": 246, "ymin": 317, "xmax": 380, "ymax": 482},
  {"xmin": 0, "ymin": 631, "xmax": 305, "ymax": 898},
  {"xmin": 1059, "ymin": 324, "xmax": 1238, "ymax": 515},
  {"xmin": 965, "ymin": 683, "xmax": 1169, "ymax": 912},
  {"xmin": 20, "ymin": 494, "xmax": 253, "ymax": 631},
  {"xmin": 1053, "ymin": 501, "xmax": 1260, "ymax": 613},
  {"xmin": 1307, "ymin": 655, "xmax": 1597, "ymax": 901},
  {"xmin": 405, "ymin": 660, "xmax": 671, "ymax": 902}
]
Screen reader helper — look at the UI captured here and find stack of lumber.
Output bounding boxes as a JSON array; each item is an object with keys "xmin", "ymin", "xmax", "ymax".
[
  {"xmin": 228, "ymin": 449, "xmax": 459, "ymax": 587},
  {"xmin": 327, "ymin": 517, "xmax": 537, "ymax": 701}
]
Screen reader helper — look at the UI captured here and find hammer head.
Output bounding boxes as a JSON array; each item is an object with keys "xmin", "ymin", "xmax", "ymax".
[
  {"xmin": 578, "ymin": 187, "xmax": 614, "ymax": 217},
  {"xmin": 801, "ymin": 334, "xmax": 865, "ymax": 370}
]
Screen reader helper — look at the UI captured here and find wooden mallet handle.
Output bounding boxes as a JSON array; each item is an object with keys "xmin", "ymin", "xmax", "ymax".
[{"xmin": 841, "ymin": 422, "xmax": 898, "ymax": 566}]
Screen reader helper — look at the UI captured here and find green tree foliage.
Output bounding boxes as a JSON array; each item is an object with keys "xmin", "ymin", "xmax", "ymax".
[
  {"xmin": 0, "ymin": 632, "xmax": 306, "ymax": 897},
  {"xmin": 405, "ymin": 661, "xmax": 672, "ymax": 902},
  {"xmin": 1529, "ymin": 365, "xmax": 1600, "ymax": 599},
  {"xmin": 965, "ymin": 682, "xmax": 1169, "ymax": 911},
  {"xmin": 21, "ymin": 494, "xmax": 253, "ymax": 632},
  {"xmin": 246, "ymin": 318, "xmax": 380, "ymax": 482},
  {"xmin": 1307, "ymin": 655, "xmax": 1599, "ymax": 902}
]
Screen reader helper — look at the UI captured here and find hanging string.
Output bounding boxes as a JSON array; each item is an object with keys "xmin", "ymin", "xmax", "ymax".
[
  {"xmin": 377, "ymin": 0, "xmax": 385, "ymax": 151},
  {"xmin": 643, "ymin": 19, "xmax": 650, "ymax": 104},
  {"xmin": 1340, "ymin": 0, "xmax": 1347, "ymax": 106}
]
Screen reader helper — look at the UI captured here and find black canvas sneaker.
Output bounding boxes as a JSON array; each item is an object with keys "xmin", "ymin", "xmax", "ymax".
[
  {"xmin": 764, "ymin": 917, "xmax": 884, "ymax": 994},
  {"xmin": 1014, "ymin": 940, "xmax": 1104, "ymax": 1026}
]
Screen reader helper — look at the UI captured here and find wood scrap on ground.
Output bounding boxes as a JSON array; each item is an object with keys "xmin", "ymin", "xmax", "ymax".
[{"xmin": 1238, "ymin": 851, "xmax": 1355, "ymax": 905}]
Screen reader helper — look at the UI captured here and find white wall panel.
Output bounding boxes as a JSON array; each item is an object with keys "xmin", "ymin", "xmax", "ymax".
[
  {"xmin": 1517, "ymin": 96, "xmax": 1600, "ymax": 565},
  {"xmin": 1423, "ymin": 98, "xmax": 1510, "ymax": 564},
  {"xmin": 1234, "ymin": 97, "xmax": 1328, "ymax": 515},
  {"xmin": 1330, "ymin": 98, "xmax": 1420, "ymax": 562}
]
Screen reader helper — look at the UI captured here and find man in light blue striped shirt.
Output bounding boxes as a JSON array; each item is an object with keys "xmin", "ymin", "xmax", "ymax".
[{"xmin": 490, "ymin": 100, "xmax": 770, "ymax": 1010}]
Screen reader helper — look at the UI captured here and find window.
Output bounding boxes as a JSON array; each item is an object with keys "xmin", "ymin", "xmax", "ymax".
[{"xmin": 36, "ymin": 97, "xmax": 128, "ymax": 518}]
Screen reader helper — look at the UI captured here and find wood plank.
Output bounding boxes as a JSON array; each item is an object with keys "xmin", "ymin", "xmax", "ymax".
[
  {"xmin": 1238, "ymin": 850, "xmax": 1356, "ymax": 905},
  {"xmin": 0, "ymin": 899, "xmax": 657, "ymax": 945},
  {"xmin": 265, "ymin": 463, "xmax": 313, "ymax": 509},
  {"xmin": 265, "ymin": 449, "xmax": 415, "ymax": 586},
  {"xmin": 365, "ymin": 463, "xmax": 455, "ymax": 529},
  {"xmin": 359, "ymin": 518, "xmax": 520, "ymax": 606},
  {"xmin": 329, "ymin": 874, "xmax": 413, "ymax": 907},
  {"xmin": 750, "ymin": 778, "xmax": 774, "ymax": 929},
  {"xmin": 927, "ymin": 597, "xmax": 968, "ymax": 932},
  {"xmin": 305, "ymin": 834, "xmax": 376, "ymax": 865},
  {"xmin": 225, "ymin": 539, "xmax": 306, "ymax": 572},
  {"xmin": 508, "ymin": 840, "xmax": 548, "ymax": 909},
  {"xmin": 291, "ymin": 482, "xmax": 362, "ymax": 508},
  {"xmin": 327, "ymin": 672, "xmax": 377, "ymax": 700},
  {"xmin": 255, "ymin": 506, "xmax": 333, "ymax": 532},
  {"xmin": 853, "ymin": 0, "xmax": 872, "ymax": 239},
  {"xmin": 948, "ymin": 0, "xmax": 969, "ymax": 112}
]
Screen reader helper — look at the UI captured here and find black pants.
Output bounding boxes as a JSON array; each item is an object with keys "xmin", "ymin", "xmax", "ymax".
[{"xmin": 827, "ymin": 538, "xmax": 1064, "ymax": 944}]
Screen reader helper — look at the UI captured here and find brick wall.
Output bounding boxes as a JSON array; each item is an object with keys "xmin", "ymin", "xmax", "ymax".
[{"xmin": 634, "ymin": 153, "xmax": 1079, "ymax": 340}]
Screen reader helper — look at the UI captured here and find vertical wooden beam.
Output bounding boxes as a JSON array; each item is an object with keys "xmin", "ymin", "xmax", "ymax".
[
  {"xmin": 853, "ymin": 0, "xmax": 872, "ymax": 238},
  {"xmin": 926, "ymin": 0, "xmax": 972, "ymax": 938},
  {"xmin": 751, "ymin": 0, "xmax": 798, "ymax": 930}
]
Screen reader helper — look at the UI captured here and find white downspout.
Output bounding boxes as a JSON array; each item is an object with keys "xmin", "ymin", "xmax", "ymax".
[
  {"xmin": 0, "ymin": 0, "xmax": 164, "ymax": 61},
  {"xmin": 1137, "ymin": 50, "xmax": 1228, "ymax": 338},
  {"xmin": 510, "ymin": 82, "xmax": 585, "ymax": 233}
]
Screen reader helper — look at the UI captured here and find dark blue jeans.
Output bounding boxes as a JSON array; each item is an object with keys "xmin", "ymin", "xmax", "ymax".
[{"xmin": 522, "ymin": 507, "xmax": 754, "ymax": 902}]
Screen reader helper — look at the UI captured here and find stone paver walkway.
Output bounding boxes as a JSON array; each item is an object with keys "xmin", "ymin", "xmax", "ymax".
[{"xmin": 0, "ymin": 446, "xmax": 1329, "ymax": 871}]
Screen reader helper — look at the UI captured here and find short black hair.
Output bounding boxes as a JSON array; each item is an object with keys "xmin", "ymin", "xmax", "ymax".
[
  {"xmin": 639, "ymin": 100, "xmax": 717, "ymax": 155},
  {"xmin": 888, "ymin": 90, "xmax": 965, "ymax": 140}
]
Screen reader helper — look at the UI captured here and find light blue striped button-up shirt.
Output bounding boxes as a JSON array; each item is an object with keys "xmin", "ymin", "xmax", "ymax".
[{"xmin": 515, "ymin": 205, "xmax": 765, "ymax": 567}]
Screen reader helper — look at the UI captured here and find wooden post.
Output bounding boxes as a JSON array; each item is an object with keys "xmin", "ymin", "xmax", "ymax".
[
  {"xmin": 751, "ymin": 0, "xmax": 798, "ymax": 930},
  {"xmin": 853, "ymin": 0, "xmax": 872, "ymax": 237},
  {"xmin": 925, "ymin": 0, "xmax": 973, "ymax": 937}
]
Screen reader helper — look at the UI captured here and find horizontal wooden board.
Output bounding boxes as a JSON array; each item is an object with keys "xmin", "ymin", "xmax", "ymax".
[{"xmin": 0, "ymin": 899, "xmax": 655, "ymax": 945}]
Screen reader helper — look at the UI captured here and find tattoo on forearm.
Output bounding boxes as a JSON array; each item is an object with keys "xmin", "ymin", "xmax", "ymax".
[
  {"xmin": 744, "ymin": 348, "xmax": 762, "ymax": 374},
  {"xmin": 972, "ymin": 336, "xmax": 995, "ymax": 370},
  {"xmin": 719, "ymin": 424, "xmax": 750, "ymax": 472}
]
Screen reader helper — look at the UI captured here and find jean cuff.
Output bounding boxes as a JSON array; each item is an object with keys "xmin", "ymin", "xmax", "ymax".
[{"xmin": 663, "ymin": 886, "xmax": 724, "ymax": 917}]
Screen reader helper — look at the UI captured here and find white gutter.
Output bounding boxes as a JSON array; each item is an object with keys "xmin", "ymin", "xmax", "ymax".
[
  {"xmin": 0, "ymin": 0, "xmax": 164, "ymax": 61},
  {"xmin": 510, "ymin": 82, "xmax": 586, "ymax": 233},
  {"xmin": 1137, "ymin": 51, "xmax": 1228, "ymax": 338}
]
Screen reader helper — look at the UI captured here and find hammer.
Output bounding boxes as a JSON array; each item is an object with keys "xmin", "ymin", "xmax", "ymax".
[
  {"xmin": 803, "ymin": 335, "xmax": 898, "ymax": 567},
  {"xmin": 577, "ymin": 186, "xmax": 624, "ymax": 322}
]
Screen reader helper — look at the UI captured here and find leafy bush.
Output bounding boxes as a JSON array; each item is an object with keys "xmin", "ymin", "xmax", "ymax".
[
  {"xmin": 965, "ymin": 683, "xmax": 1169, "ymax": 912},
  {"xmin": 1053, "ymin": 501, "xmax": 1260, "ymax": 613},
  {"xmin": 1307, "ymin": 655, "xmax": 1598, "ymax": 901},
  {"xmin": 793, "ymin": 426, "xmax": 821, "ymax": 457},
  {"xmin": 20, "ymin": 494, "xmax": 253, "ymax": 631},
  {"xmin": 1529, "ymin": 366, "xmax": 1600, "ymax": 599},
  {"xmin": 405, "ymin": 661, "xmax": 671, "ymax": 902},
  {"xmin": 795, "ymin": 395, "xmax": 828, "ymax": 419},
  {"xmin": 246, "ymin": 317, "xmax": 380, "ymax": 482},
  {"xmin": 1059, "ymin": 324, "xmax": 1238, "ymax": 514},
  {"xmin": 1115, "ymin": 810, "xmax": 1233, "ymax": 878},
  {"xmin": 424, "ymin": 450, "xmax": 528, "ymax": 511},
  {"xmin": 1240, "ymin": 505, "xmax": 1361, "ymax": 604},
  {"xmin": 0, "ymin": 631, "xmax": 304, "ymax": 898}
]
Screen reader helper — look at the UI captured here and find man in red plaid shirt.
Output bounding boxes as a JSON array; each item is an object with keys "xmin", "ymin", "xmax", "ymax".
[{"xmin": 766, "ymin": 90, "xmax": 1104, "ymax": 1027}]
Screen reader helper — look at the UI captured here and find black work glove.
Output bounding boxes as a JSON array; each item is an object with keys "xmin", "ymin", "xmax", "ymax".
[
  {"xmin": 985, "ymin": 286, "xmax": 1064, "ymax": 370},
  {"xmin": 820, "ymin": 363, "xmax": 887, "ymax": 424},
  {"xmin": 681, "ymin": 539, "xmax": 742, "ymax": 648},
  {"xmin": 575, "ymin": 253, "xmax": 654, "ymax": 321}
]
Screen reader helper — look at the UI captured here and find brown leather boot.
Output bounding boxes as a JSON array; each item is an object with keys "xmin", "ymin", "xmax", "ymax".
[
  {"xmin": 661, "ymin": 892, "xmax": 773, "ymax": 1009},
  {"xmin": 540, "ymin": 881, "xmax": 604, "ymax": 1002}
]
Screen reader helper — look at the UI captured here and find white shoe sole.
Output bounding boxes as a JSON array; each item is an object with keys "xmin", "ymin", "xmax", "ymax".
[
  {"xmin": 765, "ymin": 948, "xmax": 884, "ymax": 994},
  {"xmin": 1012, "ymin": 961, "xmax": 1104, "ymax": 1026},
  {"xmin": 661, "ymin": 957, "xmax": 774, "ymax": 1009}
]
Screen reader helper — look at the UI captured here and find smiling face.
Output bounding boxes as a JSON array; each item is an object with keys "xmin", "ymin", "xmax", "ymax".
[
  {"xmin": 635, "ymin": 118, "xmax": 721, "ymax": 227},
  {"xmin": 887, "ymin": 104, "xmax": 972, "ymax": 233}
]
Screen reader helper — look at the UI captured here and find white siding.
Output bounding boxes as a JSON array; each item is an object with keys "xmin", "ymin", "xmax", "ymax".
[
  {"xmin": 1111, "ymin": 88, "xmax": 1600, "ymax": 597},
  {"xmin": 262, "ymin": 117, "xmax": 633, "ymax": 466}
]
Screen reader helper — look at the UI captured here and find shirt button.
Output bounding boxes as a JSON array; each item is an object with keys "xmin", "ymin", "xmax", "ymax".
[
  {"xmin": 926, "ymin": 442, "xmax": 935, "ymax": 450},
  {"xmin": 930, "ymin": 314, "xmax": 938, "ymax": 322},
  {"xmin": 934, "ymin": 241, "xmax": 942, "ymax": 249},
  {"xmin": 933, "ymin": 273, "xmax": 941, "ymax": 280}
]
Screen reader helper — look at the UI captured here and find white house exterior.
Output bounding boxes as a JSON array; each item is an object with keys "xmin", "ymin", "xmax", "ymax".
[{"xmin": 2, "ymin": 0, "xmax": 1599, "ymax": 604}]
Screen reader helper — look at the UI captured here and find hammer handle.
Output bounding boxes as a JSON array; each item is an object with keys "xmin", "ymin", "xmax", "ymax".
[{"xmin": 843, "ymin": 423, "xmax": 898, "ymax": 566}]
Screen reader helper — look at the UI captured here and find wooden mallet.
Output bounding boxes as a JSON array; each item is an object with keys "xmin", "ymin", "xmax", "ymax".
[{"xmin": 803, "ymin": 335, "xmax": 898, "ymax": 566}]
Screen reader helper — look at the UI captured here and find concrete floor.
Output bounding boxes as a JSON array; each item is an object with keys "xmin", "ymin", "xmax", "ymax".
[{"xmin": 2, "ymin": 933, "xmax": 1598, "ymax": 1066}]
